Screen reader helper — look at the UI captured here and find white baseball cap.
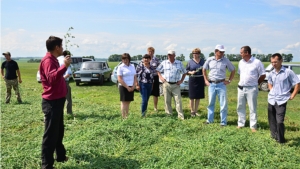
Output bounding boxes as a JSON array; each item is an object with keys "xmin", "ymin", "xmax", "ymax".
[
  {"xmin": 167, "ymin": 50, "xmax": 175, "ymax": 55},
  {"xmin": 215, "ymin": 44, "xmax": 225, "ymax": 52}
]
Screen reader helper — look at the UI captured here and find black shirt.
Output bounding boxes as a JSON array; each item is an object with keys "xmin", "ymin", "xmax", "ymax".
[{"xmin": 1, "ymin": 60, "xmax": 19, "ymax": 80}]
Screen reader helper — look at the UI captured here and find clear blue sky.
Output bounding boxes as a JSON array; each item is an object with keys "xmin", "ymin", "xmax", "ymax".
[{"xmin": 1, "ymin": 0, "xmax": 300, "ymax": 61}]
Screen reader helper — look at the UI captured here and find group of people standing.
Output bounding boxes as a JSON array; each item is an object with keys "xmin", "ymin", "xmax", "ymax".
[
  {"xmin": 1, "ymin": 36, "xmax": 299, "ymax": 168},
  {"xmin": 116, "ymin": 45, "xmax": 300, "ymax": 144}
]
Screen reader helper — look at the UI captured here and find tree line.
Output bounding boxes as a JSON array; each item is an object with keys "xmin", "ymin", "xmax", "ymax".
[{"xmin": 108, "ymin": 53, "xmax": 294, "ymax": 62}]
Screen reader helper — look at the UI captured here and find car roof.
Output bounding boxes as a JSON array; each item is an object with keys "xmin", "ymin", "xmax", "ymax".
[{"xmin": 83, "ymin": 61, "xmax": 106, "ymax": 63}]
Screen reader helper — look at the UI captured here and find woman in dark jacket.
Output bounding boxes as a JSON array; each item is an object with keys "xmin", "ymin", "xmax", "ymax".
[{"xmin": 186, "ymin": 48, "xmax": 205, "ymax": 117}]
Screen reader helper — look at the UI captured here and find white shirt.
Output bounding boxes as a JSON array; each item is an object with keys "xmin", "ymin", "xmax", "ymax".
[
  {"xmin": 117, "ymin": 63, "xmax": 136, "ymax": 86},
  {"xmin": 156, "ymin": 60, "xmax": 187, "ymax": 82},
  {"xmin": 57, "ymin": 56, "xmax": 72, "ymax": 81},
  {"xmin": 238, "ymin": 56, "xmax": 265, "ymax": 86}
]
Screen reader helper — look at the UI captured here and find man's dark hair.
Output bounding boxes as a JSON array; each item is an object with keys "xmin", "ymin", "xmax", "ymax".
[
  {"xmin": 121, "ymin": 53, "xmax": 131, "ymax": 62},
  {"xmin": 271, "ymin": 53, "xmax": 283, "ymax": 60},
  {"xmin": 63, "ymin": 50, "xmax": 71, "ymax": 56},
  {"xmin": 241, "ymin": 46, "xmax": 251, "ymax": 55},
  {"xmin": 46, "ymin": 36, "xmax": 63, "ymax": 52}
]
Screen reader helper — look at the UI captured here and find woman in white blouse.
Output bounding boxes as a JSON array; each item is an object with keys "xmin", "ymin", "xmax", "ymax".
[{"xmin": 117, "ymin": 53, "xmax": 137, "ymax": 119}]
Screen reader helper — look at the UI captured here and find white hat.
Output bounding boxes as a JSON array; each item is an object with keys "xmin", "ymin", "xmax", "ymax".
[
  {"xmin": 215, "ymin": 45, "xmax": 225, "ymax": 52},
  {"xmin": 167, "ymin": 50, "xmax": 175, "ymax": 55}
]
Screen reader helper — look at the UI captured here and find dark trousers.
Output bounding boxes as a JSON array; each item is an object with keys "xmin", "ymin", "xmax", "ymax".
[
  {"xmin": 42, "ymin": 97, "xmax": 66, "ymax": 169},
  {"xmin": 65, "ymin": 82, "xmax": 72, "ymax": 114},
  {"xmin": 268, "ymin": 102, "xmax": 287, "ymax": 143}
]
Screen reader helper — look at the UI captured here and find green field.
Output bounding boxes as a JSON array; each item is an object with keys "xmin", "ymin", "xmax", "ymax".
[{"xmin": 1, "ymin": 61, "xmax": 300, "ymax": 169}]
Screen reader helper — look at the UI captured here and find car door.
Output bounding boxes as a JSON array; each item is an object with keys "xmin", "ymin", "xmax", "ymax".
[
  {"xmin": 290, "ymin": 65, "xmax": 300, "ymax": 80},
  {"xmin": 102, "ymin": 62, "xmax": 111, "ymax": 79}
]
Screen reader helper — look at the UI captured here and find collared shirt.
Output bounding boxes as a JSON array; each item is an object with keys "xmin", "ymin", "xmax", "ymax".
[
  {"xmin": 40, "ymin": 52, "xmax": 67, "ymax": 100},
  {"xmin": 238, "ymin": 56, "xmax": 265, "ymax": 86},
  {"xmin": 203, "ymin": 56, "xmax": 235, "ymax": 81},
  {"xmin": 117, "ymin": 63, "xmax": 136, "ymax": 86},
  {"xmin": 136, "ymin": 64, "xmax": 155, "ymax": 83},
  {"xmin": 186, "ymin": 59, "xmax": 205, "ymax": 76},
  {"xmin": 156, "ymin": 59, "xmax": 187, "ymax": 82},
  {"xmin": 150, "ymin": 56, "xmax": 160, "ymax": 76},
  {"xmin": 268, "ymin": 66, "xmax": 300, "ymax": 105},
  {"xmin": 58, "ymin": 56, "xmax": 72, "ymax": 81}
]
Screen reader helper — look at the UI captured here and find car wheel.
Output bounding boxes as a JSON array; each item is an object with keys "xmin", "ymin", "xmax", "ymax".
[
  {"xmin": 159, "ymin": 83, "xmax": 164, "ymax": 96},
  {"xmin": 107, "ymin": 75, "xmax": 111, "ymax": 82},
  {"xmin": 259, "ymin": 81, "xmax": 269, "ymax": 92},
  {"xmin": 76, "ymin": 82, "xmax": 79, "ymax": 86},
  {"xmin": 99, "ymin": 76, "xmax": 104, "ymax": 85}
]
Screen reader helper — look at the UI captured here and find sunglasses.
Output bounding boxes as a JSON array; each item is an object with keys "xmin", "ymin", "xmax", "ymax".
[
  {"xmin": 219, "ymin": 51, "xmax": 225, "ymax": 53},
  {"xmin": 192, "ymin": 53, "xmax": 200, "ymax": 54}
]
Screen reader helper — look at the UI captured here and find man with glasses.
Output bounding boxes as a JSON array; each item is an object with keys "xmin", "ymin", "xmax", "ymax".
[
  {"xmin": 202, "ymin": 45, "xmax": 235, "ymax": 126},
  {"xmin": 157, "ymin": 50, "xmax": 187, "ymax": 120},
  {"xmin": 237, "ymin": 46, "xmax": 265, "ymax": 132}
]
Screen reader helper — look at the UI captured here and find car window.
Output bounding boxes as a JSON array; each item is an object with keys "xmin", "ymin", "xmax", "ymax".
[
  {"xmin": 81, "ymin": 62, "xmax": 103, "ymax": 70},
  {"xmin": 71, "ymin": 58, "xmax": 78, "ymax": 64},
  {"xmin": 291, "ymin": 66, "xmax": 300, "ymax": 74}
]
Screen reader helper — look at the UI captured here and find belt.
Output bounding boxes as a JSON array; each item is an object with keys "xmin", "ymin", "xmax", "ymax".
[
  {"xmin": 190, "ymin": 75, "xmax": 203, "ymax": 77},
  {"xmin": 209, "ymin": 79, "xmax": 225, "ymax": 84},
  {"xmin": 167, "ymin": 82, "xmax": 177, "ymax": 84},
  {"xmin": 238, "ymin": 85, "xmax": 243, "ymax": 90}
]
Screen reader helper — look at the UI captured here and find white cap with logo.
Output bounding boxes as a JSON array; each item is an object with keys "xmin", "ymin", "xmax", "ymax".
[{"xmin": 215, "ymin": 45, "xmax": 225, "ymax": 52}]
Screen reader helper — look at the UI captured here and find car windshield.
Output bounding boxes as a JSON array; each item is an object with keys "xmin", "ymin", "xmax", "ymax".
[{"xmin": 81, "ymin": 62, "xmax": 103, "ymax": 70}]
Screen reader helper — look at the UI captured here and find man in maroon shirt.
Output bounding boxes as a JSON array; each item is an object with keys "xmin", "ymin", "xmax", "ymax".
[{"xmin": 40, "ymin": 36, "xmax": 71, "ymax": 169}]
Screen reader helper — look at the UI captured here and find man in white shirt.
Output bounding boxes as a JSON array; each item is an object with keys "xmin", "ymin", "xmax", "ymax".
[
  {"xmin": 58, "ymin": 50, "xmax": 73, "ymax": 115},
  {"xmin": 237, "ymin": 46, "xmax": 266, "ymax": 132}
]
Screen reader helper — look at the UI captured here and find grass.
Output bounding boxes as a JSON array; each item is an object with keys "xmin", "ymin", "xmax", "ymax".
[{"xmin": 1, "ymin": 61, "xmax": 300, "ymax": 169}]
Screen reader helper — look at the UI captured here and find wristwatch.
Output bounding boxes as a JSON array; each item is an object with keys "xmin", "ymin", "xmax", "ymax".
[{"xmin": 228, "ymin": 80, "xmax": 231, "ymax": 83}]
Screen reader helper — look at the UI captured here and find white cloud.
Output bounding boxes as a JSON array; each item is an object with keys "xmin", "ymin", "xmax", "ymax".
[
  {"xmin": 230, "ymin": 47, "xmax": 237, "ymax": 54},
  {"xmin": 271, "ymin": 0, "xmax": 300, "ymax": 7},
  {"xmin": 252, "ymin": 48, "xmax": 263, "ymax": 54},
  {"xmin": 293, "ymin": 19, "xmax": 300, "ymax": 25},
  {"xmin": 165, "ymin": 44, "xmax": 177, "ymax": 52},
  {"xmin": 278, "ymin": 42, "xmax": 300, "ymax": 61}
]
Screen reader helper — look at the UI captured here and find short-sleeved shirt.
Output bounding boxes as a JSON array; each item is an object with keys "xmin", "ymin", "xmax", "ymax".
[
  {"xmin": 117, "ymin": 63, "xmax": 136, "ymax": 86},
  {"xmin": 268, "ymin": 66, "xmax": 300, "ymax": 105},
  {"xmin": 136, "ymin": 64, "xmax": 155, "ymax": 83},
  {"xmin": 186, "ymin": 59, "xmax": 205, "ymax": 76},
  {"xmin": 58, "ymin": 56, "xmax": 72, "ymax": 81},
  {"xmin": 238, "ymin": 56, "xmax": 265, "ymax": 86},
  {"xmin": 1, "ymin": 60, "xmax": 19, "ymax": 80},
  {"xmin": 203, "ymin": 56, "xmax": 235, "ymax": 81},
  {"xmin": 150, "ymin": 56, "xmax": 160, "ymax": 76},
  {"xmin": 156, "ymin": 60, "xmax": 187, "ymax": 83}
]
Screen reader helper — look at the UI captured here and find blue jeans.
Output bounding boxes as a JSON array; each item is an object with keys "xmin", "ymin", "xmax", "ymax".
[
  {"xmin": 139, "ymin": 82, "xmax": 152, "ymax": 116},
  {"xmin": 207, "ymin": 82, "xmax": 228, "ymax": 125}
]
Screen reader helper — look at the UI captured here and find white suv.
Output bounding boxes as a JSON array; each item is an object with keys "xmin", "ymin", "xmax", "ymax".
[{"xmin": 260, "ymin": 63, "xmax": 300, "ymax": 91}]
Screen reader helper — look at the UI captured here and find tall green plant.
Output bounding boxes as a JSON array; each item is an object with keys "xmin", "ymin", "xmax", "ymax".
[{"xmin": 64, "ymin": 27, "xmax": 79, "ymax": 54}]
